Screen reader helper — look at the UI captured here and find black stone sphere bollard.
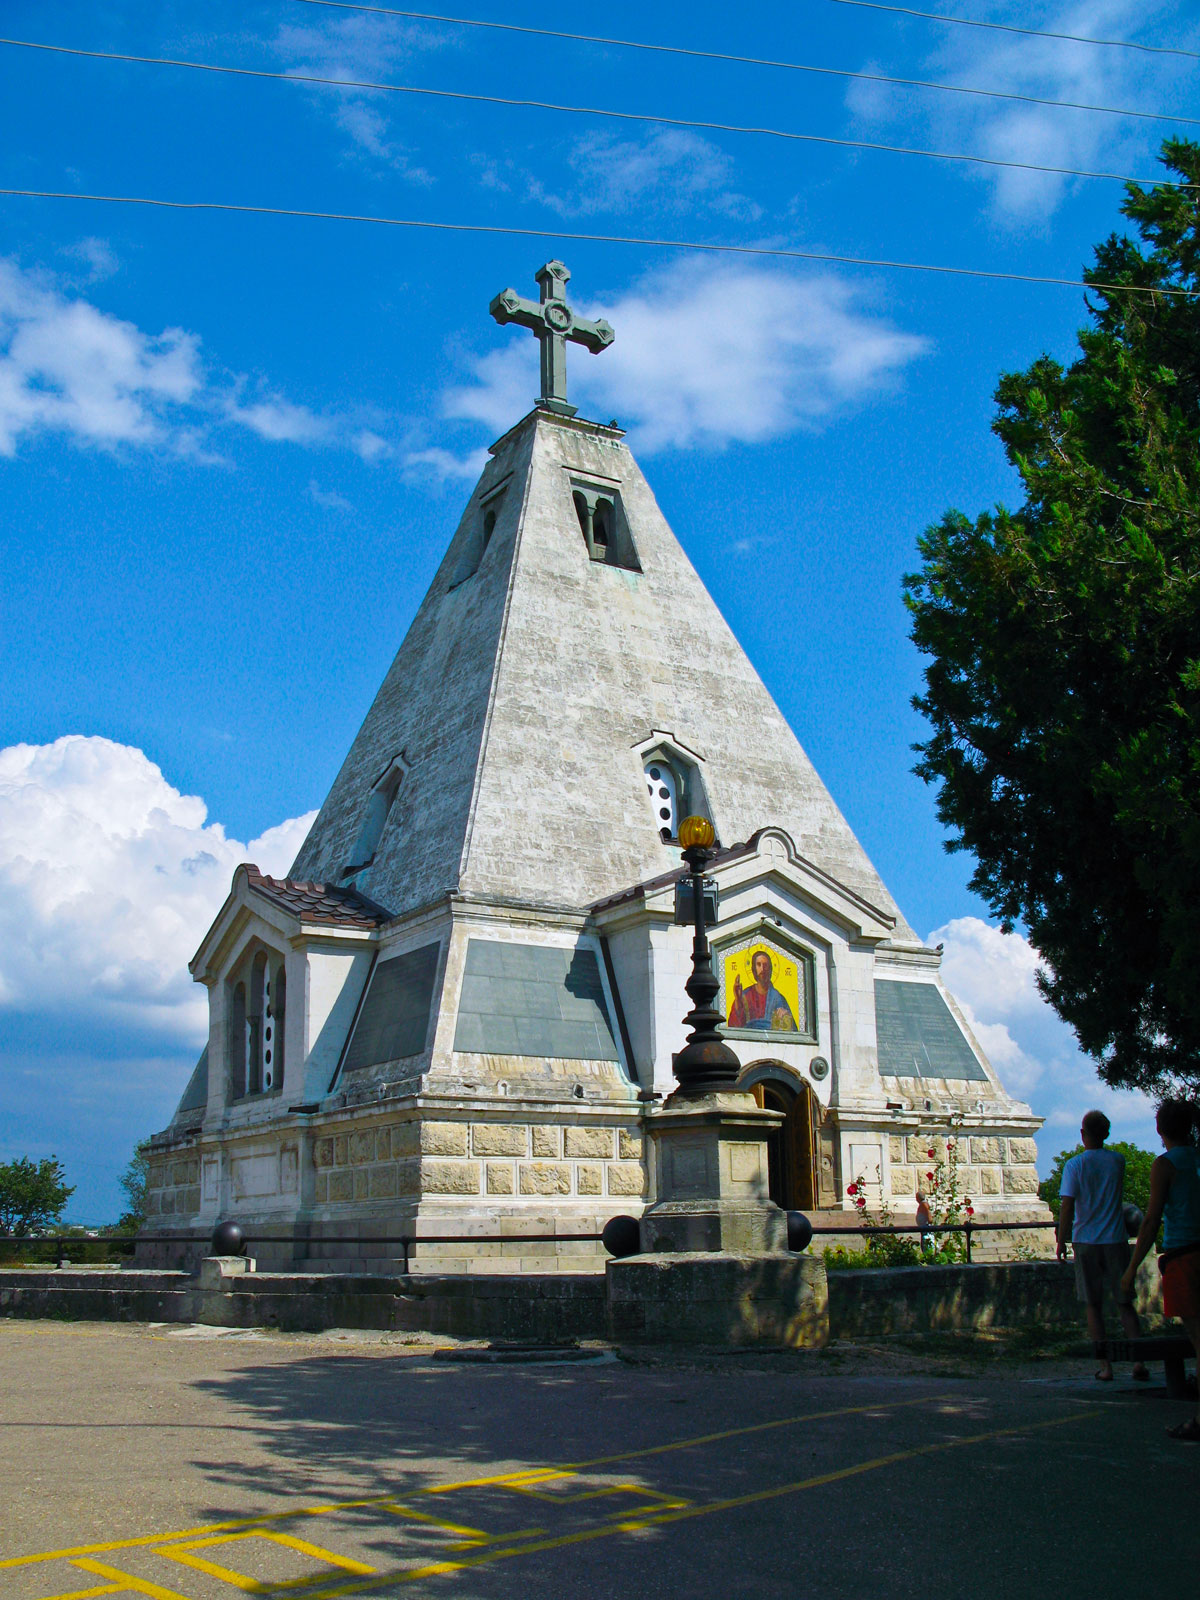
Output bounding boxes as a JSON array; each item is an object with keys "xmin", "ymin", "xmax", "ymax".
[
  {"xmin": 211, "ymin": 1220, "xmax": 246, "ymax": 1257},
  {"xmin": 786, "ymin": 1211, "xmax": 814, "ymax": 1253},
  {"xmin": 601, "ymin": 1215, "xmax": 642, "ymax": 1259}
]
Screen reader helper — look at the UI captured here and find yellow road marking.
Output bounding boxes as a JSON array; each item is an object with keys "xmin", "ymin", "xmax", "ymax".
[
  {"xmin": 0, "ymin": 1391, "xmax": 949, "ymax": 1571},
  {"xmin": 155, "ymin": 1532, "xmax": 375, "ymax": 1593},
  {"xmin": 293, "ymin": 1409, "xmax": 1102, "ymax": 1597},
  {"xmin": 45, "ymin": 1559, "xmax": 194, "ymax": 1600}
]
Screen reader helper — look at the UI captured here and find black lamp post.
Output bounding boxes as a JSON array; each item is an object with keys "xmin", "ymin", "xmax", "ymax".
[{"xmin": 672, "ymin": 815, "xmax": 741, "ymax": 1096}]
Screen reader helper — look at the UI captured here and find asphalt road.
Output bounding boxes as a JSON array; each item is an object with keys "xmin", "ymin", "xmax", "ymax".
[{"xmin": 0, "ymin": 1320, "xmax": 1196, "ymax": 1600}]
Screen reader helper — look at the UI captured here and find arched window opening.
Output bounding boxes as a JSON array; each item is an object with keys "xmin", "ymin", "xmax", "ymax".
[
  {"xmin": 229, "ymin": 981, "xmax": 248, "ymax": 1101},
  {"xmin": 449, "ymin": 489, "xmax": 506, "ymax": 588},
  {"xmin": 570, "ymin": 479, "xmax": 640, "ymax": 571},
  {"xmin": 641, "ymin": 740, "xmax": 712, "ymax": 845},
  {"xmin": 272, "ymin": 964, "xmax": 286, "ymax": 1090},
  {"xmin": 229, "ymin": 949, "xmax": 287, "ymax": 1102},
  {"xmin": 343, "ymin": 758, "xmax": 405, "ymax": 877},
  {"xmin": 572, "ymin": 490, "xmax": 591, "ymax": 544},
  {"xmin": 248, "ymin": 952, "xmax": 267, "ymax": 1095},
  {"xmin": 645, "ymin": 759, "xmax": 679, "ymax": 842}
]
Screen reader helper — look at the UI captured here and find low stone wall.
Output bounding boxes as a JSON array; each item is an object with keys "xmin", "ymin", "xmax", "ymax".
[
  {"xmin": 827, "ymin": 1257, "xmax": 1164, "ymax": 1338},
  {"xmin": 0, "ymin": 1256, "xmax": 1168, "ymax": 1344},
  {"xmin": 0, "ymin": 1268, "xmax": 607, "ymax": 1341}
]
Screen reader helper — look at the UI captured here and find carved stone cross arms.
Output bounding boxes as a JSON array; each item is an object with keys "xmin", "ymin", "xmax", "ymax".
[{"xmin": 489, "ymin": 260, "xmax": 614, "ymax": 417}]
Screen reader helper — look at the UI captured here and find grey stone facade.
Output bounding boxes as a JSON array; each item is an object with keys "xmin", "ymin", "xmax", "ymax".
[{"xmin": 142, "ymin": 405, "xmax": 1047, "ymax": 1271}]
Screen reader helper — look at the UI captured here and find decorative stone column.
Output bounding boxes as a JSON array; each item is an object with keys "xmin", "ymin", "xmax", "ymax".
[
  {"xmin": 605, "ymin": 816, "xmax": 829, "ymax": 1347},
  {"xmin": 638, "ymin": 1090, "xmax": 787, "ymax": 1254}
]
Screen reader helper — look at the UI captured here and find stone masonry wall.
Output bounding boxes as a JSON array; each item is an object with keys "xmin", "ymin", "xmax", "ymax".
[
  {"xmin": 311, "ymin": 1118, "xmax": 646, "ymax": 1206},
  {"xmin": 145, "ymin": 1152, "xmax": 200, "ymax": 1222},
  {"xmin": 887, "ymin": 1131, "xmax": 1041, "ymax": 1207}
]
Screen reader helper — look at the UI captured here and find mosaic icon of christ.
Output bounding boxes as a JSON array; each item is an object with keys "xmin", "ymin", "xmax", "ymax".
[{"xmin": 728, "ymin": 949, "xmax": 797, "ymax": 1032}]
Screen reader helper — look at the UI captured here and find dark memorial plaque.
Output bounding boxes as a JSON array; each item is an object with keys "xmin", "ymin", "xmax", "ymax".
[
  {"xmin": 453, "ymin": 939, "xmax": 619, "ymax": 1060},
  {"xmin": 874, "ymin": 979, "xmax": 988, "ymax": 1081},
  {"xmin": 342, "ymin": 943, "xmax": 441, "ymax": 1071}
]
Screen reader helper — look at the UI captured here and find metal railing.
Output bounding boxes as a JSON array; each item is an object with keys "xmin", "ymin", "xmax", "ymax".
[
  {"xmin": 0, "ymin": 1230, "xmax": 606, "ymax": 1275},
  {"xmin": 809, "ymin": 1218, "xmax": 1059, "ymax": 1264},
  {"xmin": 2, "ymin": 1219, "xmax": 1060, "ymax": 1271}
]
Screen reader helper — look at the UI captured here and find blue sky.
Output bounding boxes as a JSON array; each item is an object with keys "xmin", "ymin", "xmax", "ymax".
[{"xmin": 1, "ymin": 0, "xmax": 1195, "ymax": 1218}]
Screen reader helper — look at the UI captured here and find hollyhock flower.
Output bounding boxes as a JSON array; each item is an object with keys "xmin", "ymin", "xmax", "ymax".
[
  {"xmin": 926, "ymin": 1171, "xmax": 934, "ymax": 1181},
  {"xmin": 927, "ymin": 1149, "xmax": 935, "ymax": 1158},
  {"xmin": 965, "ymin": 1205, "xmax": 975, "ymax": 1217},
  {"xmin": 847, "ymin": 1183, "xmax": 858, "ymax": 1195}
]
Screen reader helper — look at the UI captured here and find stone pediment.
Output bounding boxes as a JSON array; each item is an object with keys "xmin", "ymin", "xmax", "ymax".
[
  {"xmin": 190, "ymin": 863, "xmax": 390, "ymax": 985},
  {"xmin": 591, "ymin": 826, "xmax": 899, "ymax": 945}
]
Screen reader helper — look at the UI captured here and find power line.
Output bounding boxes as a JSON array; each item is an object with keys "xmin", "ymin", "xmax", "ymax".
[
  {"xmin": 821, "ymin": 0, "xmax": 1200, "ymax": 62},
  {"xmin": 4, "ymin": 35, "xmax": 1195, "ymax": 193},
  {"xmin": 2, "ymin": 185, "xmax": 1195, "ymax": 297},
  {"xmin": 284, "ymin": 0, "xmax": 1200, "ymax": 125}
]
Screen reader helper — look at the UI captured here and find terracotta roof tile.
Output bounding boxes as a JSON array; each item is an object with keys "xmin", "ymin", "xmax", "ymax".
[{"xmin": 243, "ymin": 866, "xmax": 392, "ymax": 928}]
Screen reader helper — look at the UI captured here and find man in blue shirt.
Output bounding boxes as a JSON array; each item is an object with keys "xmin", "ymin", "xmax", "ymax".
[{"xmin": 1057, "ymin": 1109, "xmax": 1148, "ymax": 1382}]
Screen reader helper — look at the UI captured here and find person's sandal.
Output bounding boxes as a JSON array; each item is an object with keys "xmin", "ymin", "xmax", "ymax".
[
  {"xmin": 1165, "ymin": 1418, "xmax": 1200, "ymax": 1442},
  {"xmin": 1132, "ymin": 1364, "xmax": 1151, "ymax": 1381}
]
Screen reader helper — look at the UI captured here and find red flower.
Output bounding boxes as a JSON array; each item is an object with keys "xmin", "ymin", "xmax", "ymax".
[
  {"xmin": 926, "ymin": 1171, "xmax": 934, "ymax": 1181},
  {"xmin": 846, "ymin": 1183, "xmax": 859, "ymax": 1195},
  {"xmin": 927, "ymin": 1149, "xmax": 936, "ymax": 1158},
  {"xmin": 965, "ymin": 1205, "xmax": 975, "ymax": 1217}
]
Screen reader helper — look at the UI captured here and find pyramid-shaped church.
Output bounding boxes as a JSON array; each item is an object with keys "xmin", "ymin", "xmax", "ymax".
[{"xmin": 144, "ymin": 262, "xmax": 1044, "ymax": 1268}]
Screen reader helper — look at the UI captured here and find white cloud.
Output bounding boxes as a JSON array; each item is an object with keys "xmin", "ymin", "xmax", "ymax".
[
  {"xmin": 845, "ymin": 0, "xmax": 1198, "ymax": 221},
  {"xmin": 353, "ymin": 429, "xmax": 391, "ymax": 463},
  {"xmin": 228, "ymin": 393, "xmax": 330, "ymax": 444},
  {"xmin": 0, "ymin": 737, "xmax": 315, "ymax": 1041},
  {"xmin": 0, "ymin": 258, "xmax": 202, "ymax": 456},
  {"xmin": 403, "ymin": 445, "xmax": 491, "ymax": 483},
  {"xmin": 446, "ymin": 258, "xmax": 927, "ymax": 452},
  {"xmin": 273, "ymin": 13, "xmax": 439, "ymax": 179},
  {"xmin": 0, "ymin": 255, "xmax": 394, "ymax": 462},
  {"xmin": 932, "ymin": 916, "xmax": 1158, "ymax": 1169},
  {"xmin": 522, "ymin": 129, "xmax": 762, "ymax": 221},
  {"xmin": 307, "ymin": 479, "xmax": 354, "ymax": 512},
  {"xmin": 61, "ymin": 237, "xmax": 119, "ymax": 284}
]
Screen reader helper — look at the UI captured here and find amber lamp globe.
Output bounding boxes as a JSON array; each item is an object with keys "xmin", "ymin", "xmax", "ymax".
[{"xmin": 678, "ymin": 815, "xmax": 715, "ymax": 850}]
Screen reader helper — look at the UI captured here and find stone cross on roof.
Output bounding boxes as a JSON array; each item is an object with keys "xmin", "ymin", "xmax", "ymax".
[{"xmin": 489, "ymin": 260, "xmax": 614, "ymax": 418}]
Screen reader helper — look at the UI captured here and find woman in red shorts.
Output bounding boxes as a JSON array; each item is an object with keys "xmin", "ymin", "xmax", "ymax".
[{"xmin": 1121, "ymin": 1099, "xmax": 1200, "ymax": 1441}]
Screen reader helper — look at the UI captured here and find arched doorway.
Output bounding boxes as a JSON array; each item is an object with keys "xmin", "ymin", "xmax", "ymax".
[
  {"xmin": 742, "ymin": 1067, "xmax": 837, "ymax": 1210},
  {"xmin": 749, "ymin": 1077, "xmax": 813, "ymax": 1210}
]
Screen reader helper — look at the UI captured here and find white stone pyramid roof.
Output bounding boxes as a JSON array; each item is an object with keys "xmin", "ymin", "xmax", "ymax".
[{"xmin": 290, "ymin": 405, "xmax": 918, "ymax": 944}]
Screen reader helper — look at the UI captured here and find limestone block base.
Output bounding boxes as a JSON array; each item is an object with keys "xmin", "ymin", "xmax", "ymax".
[
  {"xmin": 639, "ymin": 1200, "xmax": 787, "ymax": 1254},
  {"xmin": 640, "ymin": 1089, "xmax": 786, "ymax": 1254},
  {"xmin": 607, "ymin": 1253, "xmax": 829, "ymax": 1347},
  {"xmin": 195, "ymin": 1256, "xmax": 256, "ymax": 1288}
]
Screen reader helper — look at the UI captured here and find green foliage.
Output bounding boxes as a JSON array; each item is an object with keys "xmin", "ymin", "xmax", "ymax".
[
  {"xmin": 918, "ymin": 1129, "xmax": 973, "ymax": 1261},
  {"xmin": 863, "ymin": 1229, "xmax": 922, "ymax": 1267},
  {"xmin": 1038, "ymin": 1140, "xmax": 1156, "ymax": 1220},
  {"xmin": 904, "ymin": 139, "xmax": 1200, "ymax": 1097},
  {"xmin": 841, "ymin": 1161, "xmax": 930, "ymax": 1267},
  {"xmin": 116, "ymin": 1142, "xmax": 151, "ymax": 1232},
  {"xmin": 0, "ymin": 1157, "xmax": 74, "ymax": 1236}
]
